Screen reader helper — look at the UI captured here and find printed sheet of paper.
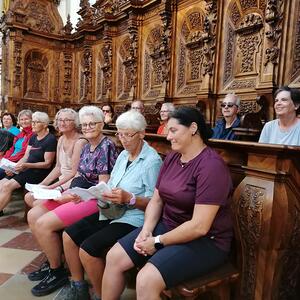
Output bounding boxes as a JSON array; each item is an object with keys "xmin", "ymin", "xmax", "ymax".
[
  {"xmin": 0, "ymin": 158, "xmax": 19, "ymax": 174},
  {"xmin": 25, "ymin": 183, "xmax": 61, "ymax": 200}
]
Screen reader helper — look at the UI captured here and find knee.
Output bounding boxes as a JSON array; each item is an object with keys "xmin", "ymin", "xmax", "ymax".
[
  {"xmin": 34, "ymin": 216, "xmax": 50, "ymax": 233},
  {"xmin": 24, "ymin": 193, "xmax": 34, "ymax": 207},
  {"xmin": 27, "ymin": 208, "xmax": 42, "ymax": 227},
  {"xmin": 136, "ymin": 268, "xmax": 152, "ymax": 291},
  {"xmin": 1, "ymin": 181, "xmax": 13, "ymax": 193}
]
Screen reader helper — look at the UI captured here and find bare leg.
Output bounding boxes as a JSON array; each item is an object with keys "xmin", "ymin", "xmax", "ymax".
[
  {"xmin": 102, "ymin": 242, "xmax": 135, "ymax": 300},
  {"xmin": 63, "ymin": 232, "xmax": 84, "ymax": 281},
  {"xmin": 136, "ymin": 263, "xmax": 166, "ymax": 300},
  {"xmin": 79, "ymin": 248, "xmax": 105, "ymax": 297},
  {"xmin": 0, "ymin": 179, "xmax": 21, "ymax": 211},
  {"xmin": 34, "ymin": 211, "xmax": 65, "ymax": 269},
  {"xmin": 27, "ymin": 204, "xmax": 49, "ymax": 236}
]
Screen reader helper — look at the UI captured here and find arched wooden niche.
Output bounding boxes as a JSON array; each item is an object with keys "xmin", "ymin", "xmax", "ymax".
[
  {"xmin": 143, "ymin": 25, "xmax": 164, "ymax": 99},
  {"xmin": 223, "ymin": 0, "xmax": 264, "ymax": 90},
  {"xmin": 24, "ymin": 50, "xmax": 48, "ymax": 99}
]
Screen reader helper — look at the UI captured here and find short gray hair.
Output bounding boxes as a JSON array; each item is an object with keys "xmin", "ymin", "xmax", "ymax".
[
  {"xmin": 32, "ymin": 111, "xmax": 50, "ymax": 125},
  {"xmin": 161, "ymin": 102, "xmax": 175, "ymax": 112},
  {"xmin": 116, "ymin": 110, "xmax": 147, "ymax": 131},
  {"xmin": 224, "ymin": 93, "xmax": 241, "ymax": 107},
  {"xmin": 78, "ymin": 106, "xmax": 104, "ymax": 123},
  {"xmin": 18, "ymin": 109, "xmax": 32, "ymax": 122},
  {"xmin": 54, "ymin": 108, "xmax": 80, "ymax": 129}
]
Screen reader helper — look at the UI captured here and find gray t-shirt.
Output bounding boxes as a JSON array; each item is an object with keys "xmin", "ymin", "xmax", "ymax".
[{"xmin": 259, "ymin": 119, "xmax": 300, "ymax": 146}]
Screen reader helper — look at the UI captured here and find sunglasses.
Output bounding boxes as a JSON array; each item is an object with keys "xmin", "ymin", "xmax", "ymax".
[
  {"xmin": 220, "ymin": 102, "xmax": 237, "ymax": 108},
  {"xmin": 102, "ymin": 110, "xmax": 111, "ymax": 113}
]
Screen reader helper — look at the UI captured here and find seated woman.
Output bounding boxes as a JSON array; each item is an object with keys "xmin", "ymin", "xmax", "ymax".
[
  {"xmin": 55, "ymin": 110, "xmax": 162, "ymax": 300},
  {"xmin": 259, "ymin": 86, "xmax": 300, "ymax": 146},
  {"xmin": 0, "ymin": 111, "xmax": 57, "ymax": 213},
  {"xmin": 1, "ymin": 112, "xmax": 20, "ymax": 136},
  {"xmin": 24, "ymin": 108, "xmax": 87, "ymax": 208},
  {"xmin": 0, "ymin": 109, "xmax": 33, "ymax": 180},
  {"xmin": 102, "ymin": 107, "xmax": 233, "ymax": 300},
  {"xmin": 157, "ymin": 102, "xmax": 175, "ymax": 135},
  {"xmin": 27, "ymin": 106, "xmax": 118, "ymax": 297}
]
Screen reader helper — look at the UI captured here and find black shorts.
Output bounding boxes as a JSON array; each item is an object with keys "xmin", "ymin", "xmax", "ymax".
[
  {"xmin": 118, "ymin": 222, "xmax": 229, "ymax": 288},
  {"xmin": 8, "ymin": 168, "xmax": 51, "ymax": 187},
  {"xmin": 65, "ymin": 212, "xmax": 136, "ymax": 257}
]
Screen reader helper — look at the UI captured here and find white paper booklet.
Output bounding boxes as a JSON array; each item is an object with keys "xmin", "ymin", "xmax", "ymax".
[
  {"xmin": 65, "ymin": 181, "xmax": 111, "ymax": 201},
  {"xmin": 25, "ymin": 183, "xmax": 61, "ymax": 200},
  {"xmin": 0, "ymin": 158, "xmax": 19, "ymax": 174}
]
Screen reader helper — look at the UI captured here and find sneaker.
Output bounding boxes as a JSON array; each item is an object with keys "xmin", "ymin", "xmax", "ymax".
[
  {"xmin": 31, "ymin": 267, "xmax": 69, "ymax": 297},
  {"xmin": 54, "ymin": 280, "xmax": 90, "ymax": 300},
  {"xmin": 28, "ymin": 261, "xmax": 50, "ymax": 281}
]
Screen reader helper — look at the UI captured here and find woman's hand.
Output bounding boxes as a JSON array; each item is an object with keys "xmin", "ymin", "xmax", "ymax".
[
  {"xmin": 55, "ymin": 193, "xmax": 82, "ymax": 204},
  {"xmin": 134, "ymin": 229, "xmax": 153, "ymax": 255},
  {"xmin": 5, "ymin": 169, "xmax": 14, "ymax": 177},
  {"xmin": 135, "ymin": 235, "xmax": 156, "ymax": 256},
  {"xmin": 15, "ymin": 162, "xmax": 27, "ymax": 172},
  {"xmin": 102, "ymin": 188, "xmax": 131, "ymax": 205}
]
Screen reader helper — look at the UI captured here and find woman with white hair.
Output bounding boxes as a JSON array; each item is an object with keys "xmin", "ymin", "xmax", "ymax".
[
  {"xmin": 0, "ymin": 111, "xmax": 57, "ymax": 212},
  {"xmin": 24, "ymin": 108, "xmax": 86, "ymax": 207},
  {"xmin": 54, "ymin": 110, "xmax": 162, "ymax": 300},
  {"xmin": 157, "ymin": 102, "xmax": 175, "ymax": 135},
  {"xmin": 27, "ymin": 106, "xmax": 118, "ymax": 297}
]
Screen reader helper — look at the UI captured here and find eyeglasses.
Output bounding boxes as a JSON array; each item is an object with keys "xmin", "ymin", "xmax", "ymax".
[
  {"xmin": 80, "ymin": 122, "xmax": 102, "ymax": 129},
  {"xmin": 32, "ymin": 120, "xmax": 43, "ymax": 125},
  {"xmin": 115, "ymin": 132, "xmax": 138, "ymax": 139},
  {"xmin": 160, "ymin": 110, "xmax": 169, "ymax": 113},
  {"xmin": 102, "ymin": 110, "xmax": 111, "ymax": 113},
  {"xmin": 57, "ymin": 118, "xmax": 74, "ymax": 123},
  {"xmin": 220, "ymin": 102, "xmax": 237, "ymax": 108}
]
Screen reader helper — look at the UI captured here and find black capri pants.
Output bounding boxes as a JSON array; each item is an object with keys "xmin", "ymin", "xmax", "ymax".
[
  {"xmin": 65, "ymin": 212, "xmax": 136, "ymax": 257},
  {"xmin": 118, "ymin": 222, "xmax": 229, "ymax": 289}
]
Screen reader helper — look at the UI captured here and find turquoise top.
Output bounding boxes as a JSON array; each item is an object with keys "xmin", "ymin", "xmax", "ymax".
[
  {"xmin": 99, "ymin": 141, "xmax": 162, "ymax": 228},
  {"xmin": 5, "ymin": 126, "xmax": 20, "ymax": 136}
]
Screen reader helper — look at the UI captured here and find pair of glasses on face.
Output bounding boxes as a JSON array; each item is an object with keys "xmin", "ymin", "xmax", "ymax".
[
  {"xmin": 80, "ymin": 121, "xmax": 102, "ymax": 129},
  {"xmin": 32, "ymin": 121, "xmax": 43, "ymax": 125},
  {"xmin": 160, "ymin": 110, "xmax": 169, "ymax": 113},
  {"xmin": 102, "ymin": 110, "xmax": 111, "ymax": 113},
  {"xmin": 220, "ymin": 102, "xmax": 237, "ymax": 108},
  {"xmin": 115, "ymin": 132, "xmax": 138, "ymax": 139},
  {"xmin": 57, "ymin": 119, "xmax": 74, "ymax": 123}
]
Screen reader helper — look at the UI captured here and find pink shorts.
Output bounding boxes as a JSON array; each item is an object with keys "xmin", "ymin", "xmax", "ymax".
[{"xmin": 43, "ymin": 199, "xmax": 98, "ymax": 227}]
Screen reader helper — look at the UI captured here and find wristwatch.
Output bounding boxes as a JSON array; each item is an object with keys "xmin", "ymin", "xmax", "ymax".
[
  {"xmin": 128, "ymin": 193, "xmax": 136, "ymax": 207},
  {"xmin": 154, "ymin": 235, "xmax": 164, "ymax": 250}
]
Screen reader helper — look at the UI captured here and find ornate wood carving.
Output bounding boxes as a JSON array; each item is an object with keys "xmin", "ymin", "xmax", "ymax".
[
  {"xmin": 63, "ymin": 15, "xmax": 73, "ymax": 35},
  {"xmin": 24, "ymin": 50, "xmax": 48, "ymax": 99},
  {"xmin": 13, "ymin": 41, "xmax": 22, "ymax": 87},
  {"xmin": 291, "ymin": 3, "xmax": 300, "ymax": 81},
  {"xmin": 264, "ymin": 0, "xmax": 284, "ymax": 65},
  {"xmin": 80, "ymin": 46, "xmax": 92, "ymax": 102},
  {"xmin": 63, "ymin": 52, "xmax": 72, "ymax": 97}
]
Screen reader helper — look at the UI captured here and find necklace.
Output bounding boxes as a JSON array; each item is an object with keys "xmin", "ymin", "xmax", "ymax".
[{"xmin": 179, "ymin": 160, "xmax": 187, "ymax": 168}]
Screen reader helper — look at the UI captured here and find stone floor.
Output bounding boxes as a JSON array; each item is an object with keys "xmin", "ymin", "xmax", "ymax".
[{"xmin": 0, "ymin": 193, "xmax": 136, "ymax": 300}]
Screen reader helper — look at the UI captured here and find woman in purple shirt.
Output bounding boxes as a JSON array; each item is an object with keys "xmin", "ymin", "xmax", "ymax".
[{"xmin": 102, "ymin": 107, "xmax": 233, "ymax": 299}]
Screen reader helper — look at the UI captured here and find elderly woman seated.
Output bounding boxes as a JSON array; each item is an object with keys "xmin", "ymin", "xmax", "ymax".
[
  {"xmin": 27, "ymin": 106, "xmax": 118, "ymax": 297},
  {"xmin": 0, "ymin": 111, "xmax": 57, "ymax": 213},
  {"xmin": 259, "ymin": 86, "xmax": 300, "ymax": 145},
  {"xmin": 54, "ymin": 110, "xmax": 162, "ymax": 300},
  {"xmin": 24, "ymin": 108, "xmax": 87, "ymax": 208},
  {"xmin": 102, "ymin": 107, "xmax": 233, "ymax": 300},
  {"xmin": 157, "ymin": 102, "xmax": 175, "ymax": 135}
]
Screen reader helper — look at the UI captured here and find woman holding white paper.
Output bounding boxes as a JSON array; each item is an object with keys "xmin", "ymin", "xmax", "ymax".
[
  {"xmin": 54, "ymin": 110, "xmax": 162, "ymax": 300},
  {"xmin": 26, "ymin": 106, "xmax": 118, "ymax": 297}
]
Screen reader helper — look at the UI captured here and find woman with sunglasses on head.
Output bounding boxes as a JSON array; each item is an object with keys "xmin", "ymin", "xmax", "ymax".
[
  {"xmin": 27, "ymin": 106, "xmax": 118, "ymax": 297},
  {"xmin": 0, "ymin": 111, "xmax": 57, "ymax": 213},
  {"xmin": 102, "ymin": 107, "xmax": 233, "ymax": 300},
  {"xmin": 259, "ymin": 86, "xmax": 300, "ymax": 146},
  {"xmin": 24, "ymin": 108, "xmax": 87, "ymax": 208},
  {"xmin": 212, "ymin": 93, "xmax": 241, "ymax": 140},
  {"xmin": 54, "ymin": 110, "xmax": 162, "ymax": 300}
]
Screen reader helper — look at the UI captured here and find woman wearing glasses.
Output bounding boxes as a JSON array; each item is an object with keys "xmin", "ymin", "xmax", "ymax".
[
  {"xmin": 0, "ymin": 111, "xmax": 57, "ymax": 213},
  {"xmin": 157, "ymin": 102, "xmax": 175, "ymax": 135},
  {"xmin": 24, "ymin": 108, "xmax": 86, "ymax": 207},
  {"xmin": 102, "ymin": 107, "xmax": 233, "ymax": 300},
  {"xmin": 212, "ymin": 93, "xmax": 241, "ymax": 140},
  {"xmin": 54, "ymin": 110, "xmax": 162, "ymax": 300},
  {"xmin": 27, "ymin": 106, "xmax": 118, "ymax": 297}
]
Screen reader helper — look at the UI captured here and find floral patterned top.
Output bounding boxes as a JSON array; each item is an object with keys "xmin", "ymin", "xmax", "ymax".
[{"xmin": 77, "ymin": 136, "xmax": 118, "ymax": 185}]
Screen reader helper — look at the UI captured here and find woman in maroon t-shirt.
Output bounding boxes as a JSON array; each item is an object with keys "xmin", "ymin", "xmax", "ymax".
[{"xmin": 102, "ymin": 107, "xmax": 233, "ymax": 299}]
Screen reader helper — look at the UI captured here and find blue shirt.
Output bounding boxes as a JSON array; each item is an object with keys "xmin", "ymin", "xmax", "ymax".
[
  {"xmin": 99, "ymin": 141, "xmax": 162, "ymax": 227},
  {"xmin": 212, "ymin": 117, "xmax": 240, "ymax": 140},
  {"xmin": 3, "ymin": 126, "xmax": 20, "ymax": 136}
]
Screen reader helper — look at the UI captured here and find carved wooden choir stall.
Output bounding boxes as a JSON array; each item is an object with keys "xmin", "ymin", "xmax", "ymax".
[{"xmin": 1, "ymin": 1, "xmax": 300, "ymax": 300}]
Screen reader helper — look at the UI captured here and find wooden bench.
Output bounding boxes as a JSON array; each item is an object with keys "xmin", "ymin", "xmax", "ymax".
[{"xmin": 104, "ymin": 130, "xmax": 300, "ymax": 300}]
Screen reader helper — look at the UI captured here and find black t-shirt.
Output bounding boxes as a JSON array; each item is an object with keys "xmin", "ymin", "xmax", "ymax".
[{"xmin": 27, "ymin": 133, "xmax": 57, "ymax": 163}]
